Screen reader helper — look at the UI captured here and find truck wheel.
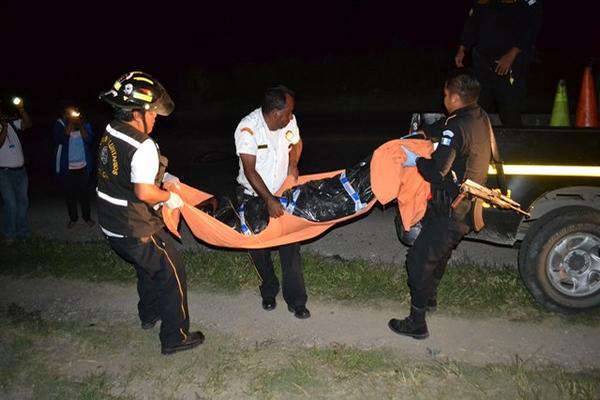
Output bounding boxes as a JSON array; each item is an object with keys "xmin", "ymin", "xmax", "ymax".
[{"xmin": 519, "ymin": 210, "xmax": 600, "ymax": 313}]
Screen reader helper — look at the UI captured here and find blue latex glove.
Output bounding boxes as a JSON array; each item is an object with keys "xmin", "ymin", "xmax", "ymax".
[{"xmin": 401, "ymin": 145, "xmax": 419, "ymax": 167}]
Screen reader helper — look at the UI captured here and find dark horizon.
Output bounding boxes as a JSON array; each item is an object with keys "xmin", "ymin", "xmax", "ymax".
[{"xmin": 2, "ymin": 1, "xmax": 599, "ymax": 113}]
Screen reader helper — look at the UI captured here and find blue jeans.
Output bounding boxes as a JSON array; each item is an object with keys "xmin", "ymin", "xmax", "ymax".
[{"xmin": 0, "ymin": 167, "xmax": 29, "ymax": 238}]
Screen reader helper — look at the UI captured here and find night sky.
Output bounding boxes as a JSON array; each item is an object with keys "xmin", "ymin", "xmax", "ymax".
[{"xmin": 2, "ymin": 1, "xmax": 599, "ymax": 112}]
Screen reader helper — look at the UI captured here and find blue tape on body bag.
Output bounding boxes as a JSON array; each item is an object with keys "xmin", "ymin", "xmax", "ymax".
[
  {"xmin": 238, "ymin": 202, "xmax": 252, "ymax": 236},
  {"xmin": 339, "ymin": 171, "xmax": 367, "ymax": 212},
  {"xmin": 278, "ymin": 189, "xmax": 301, "ymax": 214}
]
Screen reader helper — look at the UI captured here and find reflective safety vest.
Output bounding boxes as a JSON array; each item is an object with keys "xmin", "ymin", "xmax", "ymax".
[{"xmin": 96, "ymin": 120, "xmax": 167, "ymax": 238}]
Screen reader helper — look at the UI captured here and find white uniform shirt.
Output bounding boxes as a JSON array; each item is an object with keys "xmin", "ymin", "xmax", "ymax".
[
  {"xmin": 131, "ymin": 139, "xmax": 159, "ymax": 184},
  {"xmin": 0, "ymin": 119, "xmax": 24, "ymax": 168},
  {"xmin": 235, "ymin": 108, "xmax": 300, "ymax": 195}
]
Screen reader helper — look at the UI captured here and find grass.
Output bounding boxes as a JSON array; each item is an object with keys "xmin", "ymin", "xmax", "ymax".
[
  {"xmin": 1, "ymin": 236, "xmax": 598, "ymax": 322},
  {"xmin": 1, "ymin": 309, "xmax": 598, "ymax": 400}
]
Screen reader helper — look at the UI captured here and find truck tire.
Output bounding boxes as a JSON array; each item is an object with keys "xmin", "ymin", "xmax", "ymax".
[{"xmin": 518, "ymin": 209, "xmax": 600, "ymax": 313}]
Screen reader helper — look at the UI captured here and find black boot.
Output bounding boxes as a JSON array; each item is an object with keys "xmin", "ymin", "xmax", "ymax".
[
  {"xmin": 426, "ymin": 297, "xmax": 437, "ymax": 313},
  {"xmin": 388, "ymin": 306, "xmax": 429, "ymax": 339}
]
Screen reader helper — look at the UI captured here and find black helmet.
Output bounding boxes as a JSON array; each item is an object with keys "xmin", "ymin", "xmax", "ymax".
[{"xmin": 99, "ymin": 71, "xmax": 174, "ymax": 116}]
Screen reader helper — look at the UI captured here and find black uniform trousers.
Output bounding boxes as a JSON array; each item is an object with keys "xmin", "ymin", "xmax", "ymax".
[
  {"xmin": 473, "ymin": 48, "xmax": 529, "ymax": 127},
  {"xmin": 406, "ymin": 192, "xmax": 471, "ymax": 310},
  {"xmin": 108, "ymin": 229, "xmax": 190, "ymax": 347},
  {"xmin": 64, "ymin": 167, "xmax": 92, "ymax": 223},
  {"xmin": 249, "ymin": 242, "xmax": 307, "ymax": 308}
]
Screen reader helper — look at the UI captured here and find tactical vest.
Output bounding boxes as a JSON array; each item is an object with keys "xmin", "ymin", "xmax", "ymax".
[{"xmin": 96, "ymin": 120, "xmax": 167, "ymax": 238}]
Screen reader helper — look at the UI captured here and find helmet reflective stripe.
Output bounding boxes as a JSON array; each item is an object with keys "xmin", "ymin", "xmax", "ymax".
[
  {"xmin": 133, "ymin": 91, "xmax": 153, "ymax": 102},
  {"xmin": 113, "ymin": 81, "xmax": 122, "ymax": 91},
  {"xmin": 133, "ymin": 76, "xmax": 154, "ymax": 84}
]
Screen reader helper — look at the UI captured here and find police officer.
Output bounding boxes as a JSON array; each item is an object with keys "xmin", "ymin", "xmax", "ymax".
[
  {"xmin": 389, "ymin": 69, "xmax": 492, "ymax": 339},
  {"xmin": 97, "ymin": 71, "xmax": 204, "ymax": 355},
  {"xmin": 234, "ymin": 85, "xmax": 310, "ymax": 319},
  {"xmin": 455, "ymin": 0, "xmax": 543, "ymax": 127}
]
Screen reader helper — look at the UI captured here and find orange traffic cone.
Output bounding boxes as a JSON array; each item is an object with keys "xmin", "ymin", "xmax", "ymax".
[
  {"xmin": 575, "ymin": 66, "xmax": 599, "ymax": 127},
  {"xmin": 550, "ymin": 80, "xmax": 570, "ymax": 127}
]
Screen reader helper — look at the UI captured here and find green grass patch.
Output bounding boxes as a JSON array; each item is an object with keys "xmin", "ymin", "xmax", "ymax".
[
  {"xmin": 1, "ymin": 311, "xmax": 598, "ymax": 400},
  {"xmin": 2, "ymin": 236, "xmax": 599, "ymax": 322}
]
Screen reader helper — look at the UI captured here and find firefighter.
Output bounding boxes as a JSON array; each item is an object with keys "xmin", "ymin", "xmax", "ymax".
[
  {"xmin": 454, "ymin": 0, "xmax": 543, "ymax": 127},
  {"xmin": 389, "ymin": 69, "xmax": 492, "ymax": 339},
  {"xmin": 97, "ymin": 71, "xmax": 204, "ymax": 355},
  {"xmin": 234, "ymin": 85, "xmax": 310, "ymax": 319}
]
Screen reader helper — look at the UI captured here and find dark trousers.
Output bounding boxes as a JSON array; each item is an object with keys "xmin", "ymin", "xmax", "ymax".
[
  {"xmin": 249, "ymin": 242, "xmax": 307, "ymax": 307},
  {"xmin": 473, "ymin": 48, "xmax": 530, "ymax": 127},
  {"xmin": 64, "ymin": 168, "xmax": 91, "ymax": 222},
  {"xmin": 108, "ymin": 229, "xmax": 190, "ymax": 347},
  {"xmin": 406, "ymin": 194, "xmax": 471, "ymax": 310}
]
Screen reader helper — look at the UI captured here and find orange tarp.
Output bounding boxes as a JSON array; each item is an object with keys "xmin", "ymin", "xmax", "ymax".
[{"xmin": 163, "ymin": 139, "xmax": 432, "ymax": 249}]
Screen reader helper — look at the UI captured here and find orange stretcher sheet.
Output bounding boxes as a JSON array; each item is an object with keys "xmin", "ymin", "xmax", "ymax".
[{"xmin": 163, "ymin": 139, "xmax": 432, "ymax": 249}]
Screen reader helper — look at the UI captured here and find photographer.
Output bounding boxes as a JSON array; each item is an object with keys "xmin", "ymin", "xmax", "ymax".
[
  {"xmin": 52, "ymin": 105, "xmax": 96, "ymax": 228},
  {"xmin": 0, "ymin": 97, "xmax": 32, "ymax": 242}
]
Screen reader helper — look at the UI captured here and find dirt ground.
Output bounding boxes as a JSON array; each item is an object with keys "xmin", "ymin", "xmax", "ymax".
[
  {"xmin": 3, "ymin": 184, "xmax": 598, "ymax": 375},
  {"xmin": 2, "ymin": 276, "xmax": 599, "ymax": 371}
]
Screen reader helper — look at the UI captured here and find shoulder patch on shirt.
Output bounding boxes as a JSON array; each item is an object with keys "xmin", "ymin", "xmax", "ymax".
[
  {"xmin": 240, "ymin": 127, "xmax": 254, "ymax": 135},
  {"xmin": 441, "ymin": 130, "xmax": 454, "ymax": 146},
  {"xmin": 285, "ymin": 130, "xmax": 294, "ymax": 142}
]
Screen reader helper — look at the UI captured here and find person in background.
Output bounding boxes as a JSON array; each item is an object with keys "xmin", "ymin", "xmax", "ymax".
[
  {"xmin": 389, "ymin": 69, "xmax": 492, "ymax": 339},
  {"xmin": 53, "ymin": 105, "xmax": 96, "ymax": 228},
  {"xmin": 454, "ymin": 0, "xmax": 543, "ymax": 127},
  {"xmin": 234, "ymin": 85, "xmax": 310, "ymax": 319},
  {"xmin": 0, "ymin": 97, "xmax": 32, "ymax": 243},
  {"xmin": 97, "ymin": 71, "xmax": 204, "ymax": 355}
]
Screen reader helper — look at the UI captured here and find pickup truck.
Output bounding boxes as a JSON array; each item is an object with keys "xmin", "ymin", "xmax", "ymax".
[{"xmin": 395, "ymin": 113, "xmax": 600, "ymax": 314}]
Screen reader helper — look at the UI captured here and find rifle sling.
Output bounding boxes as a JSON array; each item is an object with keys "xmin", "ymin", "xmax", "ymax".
[{"xmin": 488, "ymin": 119, "xmax": 508, "ymax": 195}]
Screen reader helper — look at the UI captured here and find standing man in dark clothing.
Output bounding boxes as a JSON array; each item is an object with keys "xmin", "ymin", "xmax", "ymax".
[
  {"xmin": 389, "ymin": 69, "xmax": 492, "ymax": 339},
  {"xmin": 53, "ymin": 105, "xmax": 96, "ymax": 229},
  {"xmin": 234, "ymin": 85, "xmax": 310, "ymax": 319},
  {"xmin": 97, "ymin": 71, "xmax": 204, "ymax": 355},
  {"xmin": 455, "ymin": 0, "xmax": 543, "ymax": 127}
]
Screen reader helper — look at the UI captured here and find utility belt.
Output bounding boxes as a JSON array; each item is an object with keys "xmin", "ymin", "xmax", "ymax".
[{"xmin": 0, "ymin": 165, "xmax": 24, "ymax": 171}]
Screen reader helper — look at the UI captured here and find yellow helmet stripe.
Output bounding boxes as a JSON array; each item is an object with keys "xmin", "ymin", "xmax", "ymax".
[
  {"xmin": 133, "ymin": 76, "xmax": 154, "ymax": 84},
  {"xmin": 133, "ymin": 92, "xmax": 153, "ymax": 102},
  {"xmin": 488, "ymin": 164, "xmax": 600, "ymax": 177}
]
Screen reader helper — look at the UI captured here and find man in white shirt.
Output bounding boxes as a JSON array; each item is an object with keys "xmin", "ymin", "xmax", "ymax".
[
  {"xmin": 234, "ymin": 85, "xmax": 310, "ymax": 319},
  {"xmin": 0, "ymin": 100, "xmax": 32, "ymax": 242}
]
